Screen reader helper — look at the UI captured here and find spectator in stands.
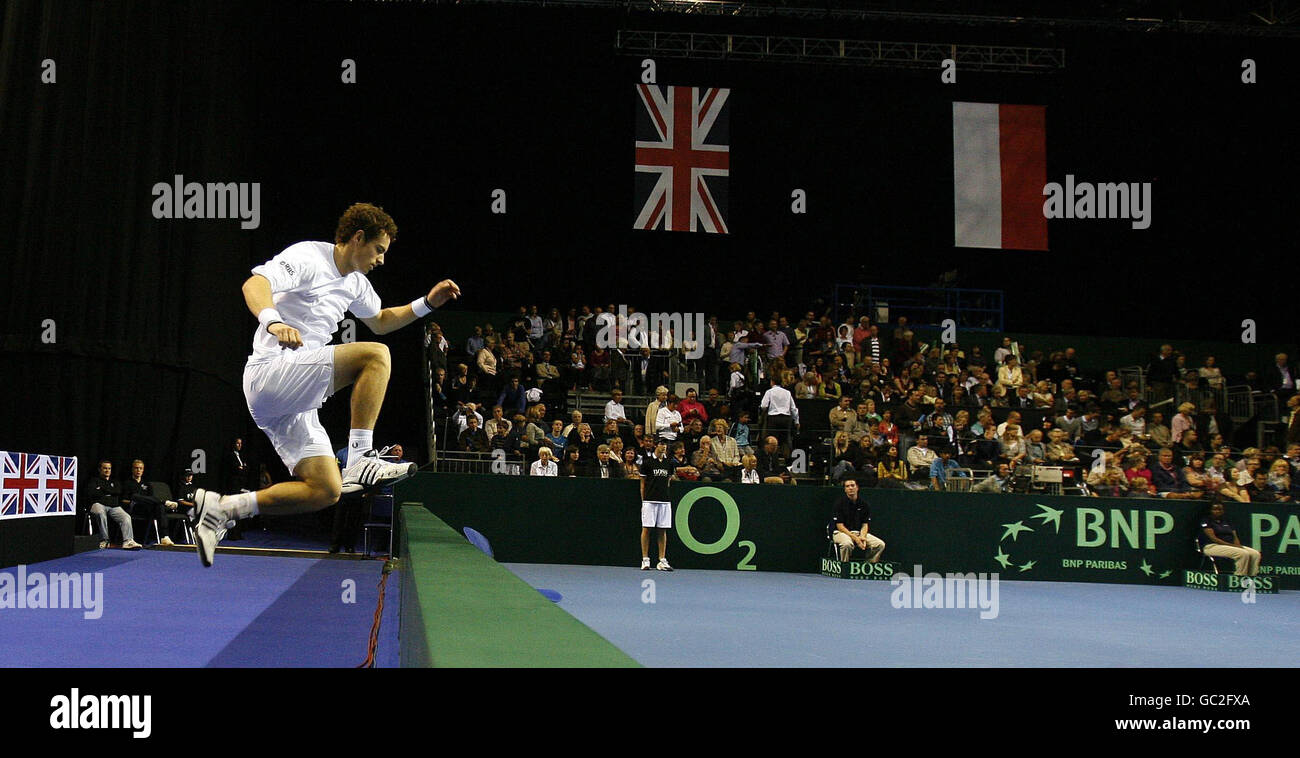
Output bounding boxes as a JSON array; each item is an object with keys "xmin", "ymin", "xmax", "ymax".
[
  {"xmin": 585, "ymin": 444, "xmax": 623, "ymax": 479},
  {"xmin": 1119, "ymin": 403, "xmax": 1149, "ymax": 442},
  {"xmin": 678, "ymin": 418, "xmax": 705, "ymax": 458},
  {"xmin": 121, "ymin": 459, "xmax": 174, "ymax": 546},
  {"xmin": 622, "ymin": 447, "xmax": 643, "ymax": 478},
  {"xmin": 496, "ymin": 376, "xmax": 527, "ymax": 417},
  {"xmin": 691, "ymin": 436, "xmax": 727, "ymax": 482},
  {"xmin": 678, "ymin": 387, "xmax": 708, "ymax": 427},
  {"xmin": 458, "ymin": 415, "xmax": 489, "ymax": 453},
  {"xmin": 1054, "ymin": 405, "xmax": 1083, "ymax": 442},
  {"xmin": 465, "ymin": 325, "xmax": 485, "ymax": 357},
  {"xmin": 829, "ymin": 395, "xmax": 856, "ymax": 433},
  {"xmin": 568, "ymin": 423, "xmax": 598, "ymax": 462},
  {"xmin": 707, "ymin": 420, "xmax": 740, "ymax": 476},
  {"xmin": 514, "ymin": 413, "xmax": 544, "ymax": 458},
  {"xmin": 530, "ymin": 447, "xmax": 558, "ymax": 476},
  {"xmin": 1000, "ymin": 427, "xmax": 1026, "ymax": 467},
  {"xmin": 489, "ymin": 421, "xmax": 516, "ymax": 456},
  {"xmin": 484, "ymin": 405, "xmax": 512, "ymax": 439},
  {"xmin": 86, "ymin": 460, "xmax": 140, "ymax": 550},
  {"xmin": 760, "ymin": 375, "xmax": 799, "ymax": 454},
  {"xmin": 1199, "ymin": 501, "xmax": 1261, "ymax": 576},
  {"xmin": 603, "ymin": 388, "xmax": 630, "ymax": 428},
  {"xmin": 1198, "ymin": 355, "xmax": 1225, "ymax": 390},
  {"xmin": 876, "ymin": 409, "xmax": 899, "ymax": 447},
  {"xmin": 1150, "ymin": 448, "xmax": 1199, "ymax": 498},
  {"xmin": 972, "ymin": 463, "xmax": 1013, "ymax": 494},
  {"xmin": 559, "ymin": 447, "xmax": 583, "ymax": 477},
  {"xmin": 1045, "ymin": 429, "xmax": 1080, "ymax": 466},
  {"xmin": 757, "ymin": 436, "xmax": 794, "ymax": 485},
  {"xmin": 831, "ymin": 479, "xmax": 886, "ymax": 563},
  {"xmin": 875, "ymin": 444, "xmax": 908, "ymax": 487},
  {"xmin": 906, "ymin": 435, "xmax": 937, "ymax": 479},
  {"xmin": 655, "ymin": 394, "xmax": 683, "ymax": 443},
  {"xmin": 643, "ymin": 386, "xmax": 667, "ymax": 434},
  {"xmin": 731, "ymin": 410, "xmax": 755, "ymax": 457},
  {"xmin": 929, "ymin": 447, "xmax": 964, "ymax": 491},
  {"xmin": 1023, "ymin": 429, "xmax": 1047, "ymax": 466},
  {"xmin": 1091, "ymin": 467, "xmax": 1130, "ymax": 498},
  {"xmin": 448, "ymin": 363, "xmax": 477, "ymax": 407},
  {"xmin": 1265, "ymin": 352, "xmax": 1297, "ymax": 401},
  {"xmin": 738, "ymin": 454, "xmax": 762, "ymax": 484},
  {"xmin": 1170, "ymin": 402, "xmax": 1197, "ymax": 445},
  {"xmin": 1145, "ymin": 344, "xmax": 1178, "ymax": 403},
  {"xmin": 568, "ymin": 345, "xmax": 587, "ymax": 388},
  {"xmin": 545, "ymin": 419, "xmax": 568, "ymax": 453},
  {"xmin": 476, "ymin": 335, "xmax": 500, "ymax": 394}
]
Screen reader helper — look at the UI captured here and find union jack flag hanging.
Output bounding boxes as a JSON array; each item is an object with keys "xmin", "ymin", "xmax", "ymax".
[
  {"xmin": 0, "ymin": 452, "xmax": 78, "ymax": 519},
  {"xmin": 634, "ymin": 84, "xmax": 730, "ymax": 234}
]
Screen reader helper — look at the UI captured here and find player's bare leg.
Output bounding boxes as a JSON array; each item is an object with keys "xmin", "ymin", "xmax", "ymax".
[{"xmin": 332, "ymin": 341, "xmax": 392, "ymax": 429}]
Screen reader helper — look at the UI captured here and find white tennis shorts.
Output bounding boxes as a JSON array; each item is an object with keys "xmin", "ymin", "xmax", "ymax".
[
  {"xmin": 242, "ymin": 346, "xmax": 337, "ymax": 473},
  {"xmin": 641, "ymin": 500, "xmax": 672, "ymax": 529}
]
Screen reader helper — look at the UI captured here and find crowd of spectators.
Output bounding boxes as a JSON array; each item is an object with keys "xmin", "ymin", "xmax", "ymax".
[{"xmin": 426, "ymin": 306, "xmax": 1300, "ymax": 500}]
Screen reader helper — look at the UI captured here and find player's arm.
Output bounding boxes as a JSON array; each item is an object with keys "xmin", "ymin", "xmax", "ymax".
[
  {"xmin": 243, "ymin": 274, "xmax": 302, "ymax": 349},
  {"xmin": 361, "ymin": 280, "xmax": 461, "ymax": 335}
]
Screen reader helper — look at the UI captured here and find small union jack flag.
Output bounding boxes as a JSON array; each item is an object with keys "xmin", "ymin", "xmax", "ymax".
[
  {"xmin": 1, "ymin": 451, "xmax": 78, "ymax": 519},
  {"xmin": 634, "ymin": 84, "xmax": 730, "ymax": 234}
]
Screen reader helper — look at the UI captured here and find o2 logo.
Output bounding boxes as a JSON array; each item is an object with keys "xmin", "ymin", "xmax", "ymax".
[{"xmin": 674, "ymin": 486, "xmax": 757, "ymax": 571}]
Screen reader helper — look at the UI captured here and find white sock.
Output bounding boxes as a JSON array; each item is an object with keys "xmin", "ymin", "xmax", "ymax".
[
  {"xmin": 347, "ymin": 429, "xmax": 375, "ymax": 468},
  {"xmin": 222, "ymin": 491, "xmax": 259, "ymax": 520}
]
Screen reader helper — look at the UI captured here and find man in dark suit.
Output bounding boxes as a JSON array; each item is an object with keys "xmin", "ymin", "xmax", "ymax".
[
  {"xmin": 224, "ymin": 437, "xmax": 249, "ymax": 493},
  {"xmin": 1265, "ymin": 353, "xmax": 1297, "ymax": 402}
]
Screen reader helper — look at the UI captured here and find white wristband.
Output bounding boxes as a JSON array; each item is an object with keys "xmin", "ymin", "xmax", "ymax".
[
  {"xmin": 410, "ymin": 296, "xmax": 433, "ymax": 318},
  {"xmin": 258, "ymin": 308, "xmax": 284, "ymax": 328}
]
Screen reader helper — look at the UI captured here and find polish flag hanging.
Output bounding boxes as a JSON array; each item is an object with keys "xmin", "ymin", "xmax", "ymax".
[{"xmin": 952, "ymin": 102, "xmax": 1047, "ymax": 251}]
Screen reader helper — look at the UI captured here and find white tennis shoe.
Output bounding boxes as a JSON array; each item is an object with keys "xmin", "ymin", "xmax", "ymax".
[
  {"xmin": 341, "ymin": 450, "xmax": 417, "ymax": 494},
  {"xmin": 190, "ymin": 488, "xmax": 236, "ymax": 568}
]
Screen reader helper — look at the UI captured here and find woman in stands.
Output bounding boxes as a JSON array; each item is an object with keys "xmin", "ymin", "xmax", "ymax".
[
  {"xmin": 559, "ymin": 447, "xmax": 583, "ymax": 478},
  {"xmin": 1000, "ymin": 426, "xmax": 1027, "ymax": 467},
  {"xmin": 819, "ymin": 369, "xmax": 843, "ymax": 400},
  {"xmin": 877, "ymin": 409, "xmax": 899, "ymax": 447},
  {"xmin": 622, "ymin": 447, "xmax": 642, "ymax": 478},
  {"xmin": 877, "ymin": 444, "xmax": 908, "ymax": 486},
  {"xmin": 1199, "ymin": 355, "xmax": 1225, "ymax": 390},
  {"xmin": 1267, "ymin": 458, "xmax": 1293, "ymax": 497}
]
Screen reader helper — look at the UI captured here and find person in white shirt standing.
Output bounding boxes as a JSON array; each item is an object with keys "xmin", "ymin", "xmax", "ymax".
[
  {"xmin": 189, "ymin": 203, "xmax": 461, "ymax": 567},
  {"xmin": 759, "ymin": 376, "xmax": 800, "ymax": 455}
]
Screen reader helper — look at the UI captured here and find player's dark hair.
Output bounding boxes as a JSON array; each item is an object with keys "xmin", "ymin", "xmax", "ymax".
[{"xmin": 335, "ymin": 203, "xmax": 398, "ymax": 244}]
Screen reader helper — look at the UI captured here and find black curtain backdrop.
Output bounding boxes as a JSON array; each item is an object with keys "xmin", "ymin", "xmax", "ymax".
[{"xmin": 2, "ymin": 1, "xmax": 1295, "ymax": 484}]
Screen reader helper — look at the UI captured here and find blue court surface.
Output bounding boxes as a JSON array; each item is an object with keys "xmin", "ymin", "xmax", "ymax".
[
  {"xmin": 0, "ymin": 550, "xmax": 400, "ymax": 668},
  {"xmin": 504, "ymin": 563, "xmax": 1300, "ymax": 667}
]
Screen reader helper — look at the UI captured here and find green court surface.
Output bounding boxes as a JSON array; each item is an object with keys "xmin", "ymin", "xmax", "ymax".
[{"xmin": 398, "ymin": 506, "xmax": 640, "ymax": 668}]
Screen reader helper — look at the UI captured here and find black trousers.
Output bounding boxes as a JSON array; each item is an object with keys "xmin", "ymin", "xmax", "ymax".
[{"xmin": 764, "ymin": 414, "xmax": 793, "ymax": 454}]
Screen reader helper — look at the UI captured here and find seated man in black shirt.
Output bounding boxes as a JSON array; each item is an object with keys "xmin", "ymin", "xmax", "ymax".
[
  {"xmin": 831, "ymin": 479, "xmax": 885, "ymax": 563},
  {"xmin": 121, "ymin": 459, "xmax": 175, "ymax": 546},
  {"xmin": 756, "ymin": 435, "xmax": 795, "ymax": 485},
  {"xmin": 85, "ymin": 460, "xmax": 141, "ymax": 550}
]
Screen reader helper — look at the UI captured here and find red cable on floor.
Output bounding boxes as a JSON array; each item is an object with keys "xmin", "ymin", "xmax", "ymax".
[{"xmin": 357, "ymin": 556, "xmax": 394, "ymax": 668}]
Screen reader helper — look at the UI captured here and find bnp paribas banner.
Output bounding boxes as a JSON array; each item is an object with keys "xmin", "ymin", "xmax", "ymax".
[
  {"xmin": 410, "ymin": 473, "xmax": 1300, "ymax": 589},
  {"xmin": 661, "ymin": 484, "xmax": 1300, "ymax": 588}
]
